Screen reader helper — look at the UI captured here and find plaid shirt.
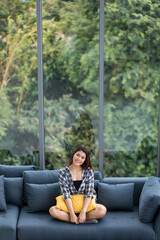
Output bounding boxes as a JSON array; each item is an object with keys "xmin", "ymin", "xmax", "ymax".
[{"xmin": 59, "ymin": 166, "xmax": 96, "ymax": 200}]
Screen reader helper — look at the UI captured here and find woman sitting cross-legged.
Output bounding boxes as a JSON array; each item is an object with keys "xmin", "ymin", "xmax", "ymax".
[{"xmin": 49, "ymin": 146, "xmax": 107, "ymax": 224}]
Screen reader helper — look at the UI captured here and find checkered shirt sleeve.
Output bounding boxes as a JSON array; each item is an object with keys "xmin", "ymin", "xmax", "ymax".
[
  {"xmin": 59, "ymin": 168, "xmax": 71, "ymax": 200},
  {"xmin": 84, "ymin": 168, "xmax": 94, "ymax": 199}
]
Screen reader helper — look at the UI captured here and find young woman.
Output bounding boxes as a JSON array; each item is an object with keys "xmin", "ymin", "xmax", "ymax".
[{"xmin": 49, "ymin": 146, "xmax": 107, "ymax": 224}]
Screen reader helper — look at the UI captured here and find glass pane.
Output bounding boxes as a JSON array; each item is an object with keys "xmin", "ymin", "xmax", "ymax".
[
  {"xmin": 0, "ymin": 0, "xmax": 39, "ymax": 168},
  {"xmin": 104, "ymin": 0, "xmax": 160, "ymax": 177},
  {"xmin": 43, "ymin": 0, "xmax": 99, "ymax": 170}
]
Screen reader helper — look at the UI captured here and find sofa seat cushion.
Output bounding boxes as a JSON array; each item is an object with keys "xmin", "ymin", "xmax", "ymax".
[
  {"xmin": 98, "ymin": 207, "xmax": 155, "ymax": 240},
  {"xmin": 18, "ymin": 206, "xmax": 100, "ymax": 240},
  {"xmin": 0, "ymin": 204, "xmax": 20, "ymax": 240},
  {"xmin": 17, "ymin": 206, "xmax": 155, "ymax": 240}
]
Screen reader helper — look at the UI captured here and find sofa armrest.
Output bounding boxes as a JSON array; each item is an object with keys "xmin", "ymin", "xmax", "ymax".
[{"xmin": 154, "ymin": 208, "xmax": 160, "ymax": 240}]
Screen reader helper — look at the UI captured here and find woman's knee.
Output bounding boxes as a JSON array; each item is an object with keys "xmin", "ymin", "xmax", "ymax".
[
  {"xmin": 49, "ymin": 206, "xmax": 57, "ymax": 217},
  {"xmin": 101, "ymin": 205, "xmax": 107, "ymax": 216},
  {"xmin": 97, "ymin": 204, "xmax": 107, "ymax": 218}
]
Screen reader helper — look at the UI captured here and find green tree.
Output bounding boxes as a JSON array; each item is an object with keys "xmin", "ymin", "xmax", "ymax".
[{"xmin": 0, "ymin": 0, "xmax": 159, "ymax": 177}]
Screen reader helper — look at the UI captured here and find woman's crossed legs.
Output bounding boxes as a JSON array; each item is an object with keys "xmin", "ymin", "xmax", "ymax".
[{"xmin": 49, "ymin": 204, "xmax": 107, "ymax": 224}]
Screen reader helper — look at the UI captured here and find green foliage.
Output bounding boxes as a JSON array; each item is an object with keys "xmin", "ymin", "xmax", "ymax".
[
  {"xmin": 0, "ymin": 0, "xmax": 159, "ymax": 177},
  {"xmin": 103, "ymin": 0, "xmax": 159, "ymax": 176}
]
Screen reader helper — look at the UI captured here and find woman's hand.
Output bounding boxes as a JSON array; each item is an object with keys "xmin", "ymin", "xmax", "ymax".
[
  {"xmin": 70, "ymin": 213, "xmax": 79, "ymax": 224},
  {"xmin": 78, "ymin": 211, "xmax": 86, "ymax": 224}
]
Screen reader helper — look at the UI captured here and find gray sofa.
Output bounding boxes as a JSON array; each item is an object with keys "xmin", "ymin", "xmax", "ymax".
[{"xmin": 0, "ymin": 164, "xmax": 160, "ymax": 240}]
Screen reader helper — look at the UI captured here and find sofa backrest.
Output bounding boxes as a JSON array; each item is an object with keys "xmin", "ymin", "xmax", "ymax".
[
  {"xmin": 23, "ymin": 169, "xmax": 102, "ymax": 203},
  {"xmin": 0, "ymin": 165, "xmax": 36, "ymax": 177},
  {"xmin": 94, "ymin": 171, "xmax": 102, "ymax": 192},
  {"xmin": 23, "ymin": 170, "xmax": 59, "ymax": 202},
  {"xmin": 0, "ymin": 165, "xmax": 36, "ymax": 207},
  {"xmin": 102, "ymin": 177, "xmax": 148, "ymax": 206},
  {"xmin": 94, "ymin": 171, "xmax": 102, "ymax": 181}
]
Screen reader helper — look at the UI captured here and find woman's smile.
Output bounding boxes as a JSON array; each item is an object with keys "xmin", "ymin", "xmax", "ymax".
[
  {"xmin": 73, "ymin": 151, "xmax": 86, "ymax": 166},
  {"xmin": 75, "ymin": 159, "xmax": 81, "ymax": 164}
]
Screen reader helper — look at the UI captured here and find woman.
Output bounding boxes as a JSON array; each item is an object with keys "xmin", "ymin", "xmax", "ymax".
[{"xmin": 49, "ymin": 146, "xmax": 107, "ymax": 224}]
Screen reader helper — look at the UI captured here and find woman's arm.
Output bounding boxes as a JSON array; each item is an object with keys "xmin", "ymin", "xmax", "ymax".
[
  {"xmin": 59, "ymin": 169, "xmax": 71, "ymax": 200},
  {"xmin": 84, "ymin": 169, "xmax": 94, "ymax": 199},
  {"xmin": 81, "ymin": 197, "xmax": 91, "ymax": 212},
  {"xmin": 65, "ymin": 198, "xmax": 79, "ymax": 224},
  {"xmin": 59, "ymin": 168, "xmax": 78, "ymax": 224},
  {"xmin": 78, "ymin": 197, "xmax": 91, "ymax": 223},
  {"xmin": 78, "ymin": 169, "xmax": 95, "ymax": 223}
]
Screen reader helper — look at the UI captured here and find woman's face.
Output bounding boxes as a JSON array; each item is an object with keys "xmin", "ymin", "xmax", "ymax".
[{"xmin": 72, "ymin": 150, "xmax": 86, "ymax": 167}]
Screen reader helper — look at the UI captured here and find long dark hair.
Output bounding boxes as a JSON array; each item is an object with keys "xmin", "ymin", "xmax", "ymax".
[{"xmin": 68, "ymin": 146, "xmax": 93, "ymax": 170}]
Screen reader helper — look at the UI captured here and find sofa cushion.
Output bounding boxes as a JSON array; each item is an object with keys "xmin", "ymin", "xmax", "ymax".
[
  {"xmin": 98, "ymin": 207, "xmax": 155, "ymax": 240},
  {"xmin": 26, "ymin": 182, "xmax": 60, "ymax": 212},
  {"xmin": 0, "ymin": 175, "xmax": 7, "ymax": 211},
  {"xmin": 154, "ymin": 208, "xmax": 160, "ymax": 240},
  {"xmin": 23, "ymin": 170, "xmax": 59, "ymax": 202},
  {"xmin": 4, "ymin": 177, "xmax": 23, "ymax": 207},
  {"xmin": 102, "ymin": 177, "xmax": 147, "ymax": 206},
  {"xmin": 139, "ymin": 176, "xmax": 160, "ymax": 223},
  {"xmin": 98, "ymin": 182, "xmax": 134, "ymax": 210},
  {"xmin": 0, "ymin": 204, "xmax": 20, "ymax": 240},
  {"xmin": 94, "ymin": 171, "xmax": 102, "ymax": 193},
  {"xmin": 0, "ymin": 165, "xmax": 36, "ymax": 177},
  {"xmin": 17, "ymin": 206, "xmax": 155, "ymax": 240},
  {"xmin": 17, "ymin": 206, "xmax": 102, "ymax": 240}
]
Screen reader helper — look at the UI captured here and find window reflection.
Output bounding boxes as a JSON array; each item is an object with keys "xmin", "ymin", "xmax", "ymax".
[
  {"xmin": 43, "ymin": 0, "xmax": 99, "ymax": 170},
  {"xmin": 104, "ymin": 0, "xmax": 159, "ymax": 177},
  {"xmin": 0, "ymin": 0, "xmax": 39, "ymax": 168}
]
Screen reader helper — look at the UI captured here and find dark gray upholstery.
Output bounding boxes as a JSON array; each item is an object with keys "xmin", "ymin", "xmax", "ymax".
[
  {"xmin": 154, "ymin": 208, "xmax": 160, "ymax": 240},
  {"xmin": 0, "ymin": 204, "xmax": 20, "ymax": 240},
  {"xmin": 0, "ymin": 175, "xmax": 7, "ymax": 211},
  {"xmin": 18, "ymin": 206, "xmax": 87, "ymax": 240},
  {"xmin": 139, "ymin": 176, "xmax": 160, "ymax": 222},
  {"xmin": 23, "ymin": 170, "xmax": 60, "ymax": 185},
  {"xmin": 98, "ymin": 182, "xmax": 134, "ymax": 210},
  {"xmin": 26, "ymin": 182, "xmax": 60, "ymax": 212},
  {"xmin": 17, "ymin": 206, "xmax": 102, "ymax": 240},
  {"xmin": 102, "ymin": 177, "xmax": 148, "ymax": 206},
  {"xmin": 17, "ymin": 206, "xmax": 155, "ymax": 240},
  {"xmin": 94, "ymin": 171, "xmax": 102, "ymax": 181},
  {"xmin": 0, "ymin": 165, "xmax": 36, "ymax": 177},
  {"xmin": 23, "ymin": 170, "xmax": 101, "ymax": 186},
  {"xmin": 0, "ymin": 166, "xmax": 159, "ymax": 240},
  {"xmin": 23, "ymin": 170, "xmax": 60, "ymax": 202},
  {"xmin": 4, "ymin": 177, "xmax": 23, "ymax": 206},
  {"xmin": 23, "ymin": 170, "xmax": 102, "ymax": 202},
  {"xmin": 98, "ymin": 207, "xmax": 155, "ymax": 240},
  {"xmin": 93, "ymin": 171, "xmax": 102, "ymax": 192}
]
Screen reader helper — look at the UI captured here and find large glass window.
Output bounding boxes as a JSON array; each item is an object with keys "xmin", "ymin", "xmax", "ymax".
[
  {"xmin": 0, "ymin": 0, "xmax": 39, "ymax": 168},
  {"xmin": 104, "ymin": 0, "xmax": 160, "ymax": 177},
  {"xmin": 42, "ymin": 0, "xmax": 99, "ymax": 170},
  {"xmin": 1, "ymin": 0, "xmax": 160, "ymax": 176}
]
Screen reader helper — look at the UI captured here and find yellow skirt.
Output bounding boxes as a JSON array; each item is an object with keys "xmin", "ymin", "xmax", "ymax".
[{"xmin": 56, "ymin": 194, "xmax": 96, "ymax": 213}]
